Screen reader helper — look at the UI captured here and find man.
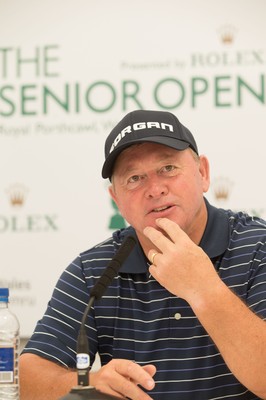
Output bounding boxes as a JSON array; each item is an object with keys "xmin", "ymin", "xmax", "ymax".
[{"xmin": 20, "ymin": 110, "xmax": 266, "ymax": 400}]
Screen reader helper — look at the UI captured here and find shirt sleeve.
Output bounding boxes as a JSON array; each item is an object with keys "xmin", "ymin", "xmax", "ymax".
[
  {"xmin": 246, "ymin": 247, "xmax": 266, "ymax": 320},
  {"xmin": 22, "ymin": 255, "xmax": 98, "ymax": 368}
]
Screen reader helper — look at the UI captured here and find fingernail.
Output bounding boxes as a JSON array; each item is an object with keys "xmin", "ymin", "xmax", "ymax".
[{"xmin": 147, "ymin": 379, "xmax": 155, "ymax": 389}]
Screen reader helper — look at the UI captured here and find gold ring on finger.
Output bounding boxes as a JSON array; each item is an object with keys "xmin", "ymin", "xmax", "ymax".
[{"xmin": 151, "ymin": 252, "xmax": 158, "ymax": 265}]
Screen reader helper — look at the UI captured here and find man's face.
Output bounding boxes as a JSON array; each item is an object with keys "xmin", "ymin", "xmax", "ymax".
[{"xmin": 109, "ymin": 142, "xmax": 210, "ymax": 248}]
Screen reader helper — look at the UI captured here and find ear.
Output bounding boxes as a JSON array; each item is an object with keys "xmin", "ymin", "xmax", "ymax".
[
  {"xmin": 199, "ymin": 155, "xmax": 210, "ymax": 193},
  {"xmin": 108, "ymin": 184, "xmax": 118, "ymax": 205}
]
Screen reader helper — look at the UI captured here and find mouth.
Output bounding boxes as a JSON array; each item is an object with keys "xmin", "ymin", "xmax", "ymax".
[{"xmin": 149, "ymin": 205, "xmax": 174, "ymax": 214}]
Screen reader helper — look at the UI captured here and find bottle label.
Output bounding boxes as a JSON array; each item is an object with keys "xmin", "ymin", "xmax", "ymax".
[{"xmin": 0, "ymin": 347, "xmax": 14, "ymax": 383}]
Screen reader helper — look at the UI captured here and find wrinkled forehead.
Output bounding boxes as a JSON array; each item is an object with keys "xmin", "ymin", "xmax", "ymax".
[{"xmin": 112, "ymin": 142, "xmax": 186, "ymax": 177}]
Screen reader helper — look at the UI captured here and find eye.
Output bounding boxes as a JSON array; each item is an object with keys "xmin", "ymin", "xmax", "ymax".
[
  {"xmin": 128, "ymin": 175, "xmax": 141, "ymax": 183},
  {"xmin": 160, "ymin": 165, "xmax": 178, "ymax": 175},
  {"xmin": 125, "ymin": 174, "xmax": 146, "ymax": 190}
]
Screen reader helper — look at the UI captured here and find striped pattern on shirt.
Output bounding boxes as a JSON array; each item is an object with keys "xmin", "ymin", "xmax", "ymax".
[{"xmin": 23, "ymin": 204, "xmax": 266, "ymax": 399}]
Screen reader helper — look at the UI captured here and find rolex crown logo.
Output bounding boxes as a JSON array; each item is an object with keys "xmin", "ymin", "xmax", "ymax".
[
  {"xmin": 212, "ymin": 177, "xmax": 233, "ymax": 202},
  {"xmin": 218, "ymin": 25, "xmax": 237, "ymax": 45},
  {"xmin": 215, "ymin": 187, "xmax": 229, "ymax": 200},
  {"xmin": 6, "ymin": 183, "xmax": 28, "ymax": 207}
]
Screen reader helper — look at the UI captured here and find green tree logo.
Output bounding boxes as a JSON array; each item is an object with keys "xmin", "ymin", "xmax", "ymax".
[{"xmin": 108, "ymin": 199, "xmax": 126, "ymax": 230}]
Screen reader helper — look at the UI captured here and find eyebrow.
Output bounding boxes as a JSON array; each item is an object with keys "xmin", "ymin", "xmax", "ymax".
[{"xmin": 117, "ymin": 152, "xmax": 180, "ymax": 177}]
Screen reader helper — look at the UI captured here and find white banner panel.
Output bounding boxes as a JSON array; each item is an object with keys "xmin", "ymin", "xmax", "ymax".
[{"xmin": 0, "ymin": 0, "xmax": 265, "ymax": 336}]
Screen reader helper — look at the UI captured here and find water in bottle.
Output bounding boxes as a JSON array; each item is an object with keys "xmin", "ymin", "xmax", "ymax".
[{"xmin": 0, "ymin": 288, "xmax": 20, "ymax": 399}]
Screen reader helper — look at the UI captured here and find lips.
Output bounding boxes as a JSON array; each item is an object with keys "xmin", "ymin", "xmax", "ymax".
[
  {"xmin": 152, "ymin": 205, "xmax": 171, "ymax": 212},
  {"xmin": 147, "ymin": 204, "xmax": 175, "ymax": 215}
]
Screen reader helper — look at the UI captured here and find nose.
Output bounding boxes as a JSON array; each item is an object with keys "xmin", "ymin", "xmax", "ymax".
[{"xmin": 144, "ymin": 176, "xmax": 169, "ymax": 199}]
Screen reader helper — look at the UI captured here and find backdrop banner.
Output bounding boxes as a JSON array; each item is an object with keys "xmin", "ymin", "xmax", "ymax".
[{"xmin": 0, "ymin": 0, "xmax": 265, "ymax": 336}]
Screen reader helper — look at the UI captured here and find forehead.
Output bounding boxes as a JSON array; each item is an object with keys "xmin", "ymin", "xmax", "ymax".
[{"xmin": 113, "ymin": 142, "xmax": 181, "ymax": 174}]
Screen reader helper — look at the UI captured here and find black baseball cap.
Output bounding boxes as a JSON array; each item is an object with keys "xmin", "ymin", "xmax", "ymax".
[{"xmin": 102, "ymin": 110, "xmax": 199, "ymax": 179}]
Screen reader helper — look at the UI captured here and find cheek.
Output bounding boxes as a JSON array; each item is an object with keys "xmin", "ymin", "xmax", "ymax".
[
  {"xmin": 114, "ymin": 191, "xmax": 141, "ymax": 223},
  {"xmin": 116, "ymin": 201, "xmax": 127, "ymax": 218},
  {"xmin": 192, "ymin": 169, "xmax": 208, "ymax": 191},
  {"xmin": 176, "ymin": 174, "xmax": 203, "ymax": 202},
  {"xmin": 111, "ymin": 191, "xmax": 130, "ymax": 218}
]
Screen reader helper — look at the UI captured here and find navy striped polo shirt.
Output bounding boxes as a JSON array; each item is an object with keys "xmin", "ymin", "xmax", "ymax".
[{"xmin": 23, "ymin": 200, "xmax": 266, "ymax": 399}]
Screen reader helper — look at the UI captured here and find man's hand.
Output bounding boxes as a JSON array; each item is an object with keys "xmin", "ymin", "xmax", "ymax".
[
  {"xmin": 91, "ymin": 359, "xmax": 156, "ymax": 399},
  {"xmin": 144, "ymin": 217, "xmax": 266, "ymax": 399},
  {"xmin": 144, "ymin": 217, "xmax": 222, "ymax": 303}
]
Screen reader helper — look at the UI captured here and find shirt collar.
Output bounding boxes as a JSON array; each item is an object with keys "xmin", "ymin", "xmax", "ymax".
[
  {"xmin": 119, "ymin": 199, "xmax": 230, "ymax": 274},
  {"xmin": 199, "ymin": 198, "xmax": 230, "ymax": 259}
]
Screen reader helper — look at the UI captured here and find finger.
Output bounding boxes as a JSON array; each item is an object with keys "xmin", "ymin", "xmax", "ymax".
[
  {"xmin": 155, "ymin": 218, "xmax": 185, "ymax": 243},
  {"xmin": 96, "ymin": 367, "xmax": 154, "ymax": 400},
  {"xmin": 94, "ymin": 360, "xmax": 155, "ymax": 399},
  {"xmin": 144, "ymin": 224, "xmax": 174, "ymax": 254},
  {"xmin": 105, "ymin": 360, "xmax": 155, "ymax": 398},
  {"xmin": 108, "ymin": 373, "xmax": 154, "ymax": 400},
  {"xmin": 130, "ymin": 364, "xmax": 157, "ymax": 386},
  {"xmin": 109, "ymin": 374, "xmax": 145, "ymax": 399},
  {"xmin": 142, "ymin": 364, "xmax": 157, "ymax": 378},
  {"xmin": 148, "ymin": 250, "xmax": 160, "ymax": 266},
  {"xmin": 121, "ymin": 361, "xmax": 155, "ymax": 391}
]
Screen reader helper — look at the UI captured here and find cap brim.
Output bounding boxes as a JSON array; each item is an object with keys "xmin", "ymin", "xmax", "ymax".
[{"xmin": 102, "ymin": 136, "xmax": 190, "ymax": 179}]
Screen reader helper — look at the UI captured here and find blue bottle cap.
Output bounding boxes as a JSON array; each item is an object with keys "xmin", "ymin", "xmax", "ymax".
[{"xmin": 0, "ymin": 288, "xmax": 9, "ymax": 301}]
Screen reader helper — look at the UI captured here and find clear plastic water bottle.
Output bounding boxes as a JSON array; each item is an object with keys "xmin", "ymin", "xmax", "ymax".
[{"xmin": 0, "ymin": 288, "xmax": 20, "ymax": 399}]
